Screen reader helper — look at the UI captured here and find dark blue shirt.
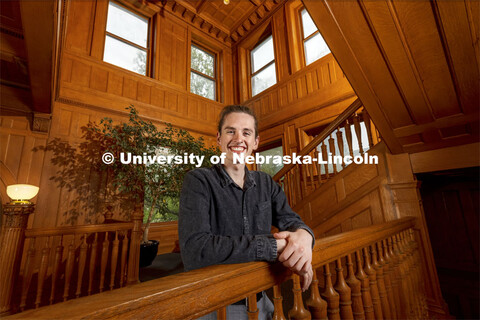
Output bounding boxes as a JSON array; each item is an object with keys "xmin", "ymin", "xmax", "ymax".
[{"xmin": 179, "ymin": 164, "xmax": 314, "ymax": 271}]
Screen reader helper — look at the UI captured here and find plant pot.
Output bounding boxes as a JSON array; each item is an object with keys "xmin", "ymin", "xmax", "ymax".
[{"xmin": 139, "ymin": 240, "xmax": 159, "ymax": 268}]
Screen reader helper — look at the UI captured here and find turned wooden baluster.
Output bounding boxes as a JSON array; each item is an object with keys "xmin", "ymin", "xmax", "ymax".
[
  {"xmin": 363, "ymin": 247, "xmax": 382, "ymax": 319},
  {"xmin": 321, "ymin": 263, "xmax": 340, "ymax": 320},
  {"xmin": 217, "ymin": 306, "xmax": 226, "ymax": 320},
  {"xmin": 344, "ymin": 119, "xmax": 355, "ymax": 158},
  {"xmin": 370, "ymin": 244, "xmax": 391, "ymax": 319},
  {"xmin": 119, "ymin": 231, "xmax": 129, "ymax": 287},
  {"xmin": 352, "ymin": 114, "xmax": 364, "ymax": 155},
  {"xmin": 272, "ymin": 284, "xmax": 286, "ymax": 320},
  {"xmin": 334, "ymin": 258, "xmax": 354, "ymax": 319},
  {"xmin": 321, "ymin": 142, "xmax": 329, "ymax": 179},
  {"xmin": 35, "ymin": 237, "xmax": 51, "ymax": 308},
  {"xmin": 110, "ymin": 231, "xmax": 120, "ymax": 289},
  {"xmin": 328, "ymin": 134, "xmax": 338, "ymax": 175},
  {"xmin": 336, "ymin": 127, "xmax": 346, "ymax": 169},
  {"xmin": 247, "ymin": 293, "xmax": 259, "ymax": 320},
  {"xmin": 99, "ymin": 232, "xmax": 109, "ymax": 292},
  {"xmin": 50, "ymin": 237, "xmax": 64, "ymax": 305},
  {"xmin": 63, "ymin": 238, "xmax": 75, "ymax": 301},
  {"xmin": 380, "ymin": 240, "xmax": 397, "ymax": 319},
  {"xmin": 88, "ymin": 233, "xmax": 98, "ymax": 295},
  {"xmin": 76, "ymin": 234, "xmax": 88, "ymax": 298},
  {"xmin": 361, "ymin": 109, "xmax": 374, "ymax": 148},
  {"xmin": 300, "ymin": 164, "xmax": 308, "ymax": 196},
  {"xmin": 289, "ymin": 274, "xmax": 311, "ymax": 320},
  {"xmin": 392, "ymin": 235, "xmax": 408, "ymax": 319},
  {"xmin": 345, "ymin": 253, "xmax": 365, "ymax": 320},
  {"xmin": 20, "ymin": 239, "xmax": 36, "ymax": 311},
  {"xmin": 294, "ymin": 166, "xmax": 303, "ymax": 202},
  {"xmin": 387, "ymin": 238, "xmax": 402, "ymax": 319},
  {"xmin": 306, "ymin": 269, "xmax": 327, "ymax": 320},
  {"xmin": 316, "ymin": 147, "xmax": 323, "ymax": 185},
  {"xmin": 355, "ymin": 250, "xmax": 374, "ymax": 320}
]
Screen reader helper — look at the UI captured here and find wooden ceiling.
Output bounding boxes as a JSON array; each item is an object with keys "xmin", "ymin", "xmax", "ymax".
[
  {"xmin": 155, "ymin": 0, "xmax": 282, "ymax": 43},
  {"xmin": 0, "ymin": 0, "xmax": 55, "ymax": 116},
  {"xmin": 304, "ymin": 0, "xmax": 479, "ymax": 154}
]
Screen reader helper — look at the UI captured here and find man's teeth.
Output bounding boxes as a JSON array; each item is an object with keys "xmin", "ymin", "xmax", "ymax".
[{"xmin": 231, "ymin": 147, "xmax": 245, "ymax": 151}]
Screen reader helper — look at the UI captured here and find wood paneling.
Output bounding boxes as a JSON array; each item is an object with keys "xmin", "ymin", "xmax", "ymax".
[
  {"xmin": 243, "ymin": 54, "xmax": 355, "ymax": 131},
  {"xmin": 60, "ymin": 51, "xmax": 222, "ymax": 136},
  {"xmin": 303, "ymin": 0, "xmax": 479, "ymax": 154},
  {"xmin": 0, "ymin": 117, "xmax": 47, "ymax": 227}
]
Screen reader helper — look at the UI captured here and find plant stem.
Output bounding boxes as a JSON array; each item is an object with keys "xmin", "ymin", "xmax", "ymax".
[{"xmin": 142, "ymin": 193, "xmax": 159, "ymax": 244}]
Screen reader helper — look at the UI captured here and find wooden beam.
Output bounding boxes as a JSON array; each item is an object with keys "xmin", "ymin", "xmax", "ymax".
[{"xmin": 19, "ymin": 0, "xmax": 55, "ymax": 114}]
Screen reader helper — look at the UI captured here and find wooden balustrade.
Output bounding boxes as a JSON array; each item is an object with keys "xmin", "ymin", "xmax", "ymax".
[
  {"xmin": 6, "ymin": 217, "xmax": 429, "ymax": 320},
  {"xmin": 10, "ymin": 222, "xmax": 133, "ymax": 313},
  {"xmin": 273, "ymin": 99, "xmax": 381, "ymax": 207}
]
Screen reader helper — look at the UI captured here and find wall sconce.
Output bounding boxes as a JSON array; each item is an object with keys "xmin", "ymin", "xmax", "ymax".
[{"xmin": 223, "ymin": 0, "xmax": 230, "ymax": 5}]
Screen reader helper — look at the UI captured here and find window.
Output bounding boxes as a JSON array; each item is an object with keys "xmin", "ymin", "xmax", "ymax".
[
  {"xmin": 103, "ymin": 1, "xmax": 149, "ymax": 75},
  {"xmin": 251, "ymin": 35, "xmax": 276, "ymax": 96},
  {"xmin": 257, "ymin": 145, "xmax": 284, "ymax": 177},
  {"xmin": 190, "ymin": 44, "xmax": 216, "ymax": 100},
  {"xmin": 300, "ymin": 8, "xmax": 330, "ymax": 65}
]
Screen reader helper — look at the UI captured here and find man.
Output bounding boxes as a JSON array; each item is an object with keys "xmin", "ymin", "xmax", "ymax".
[{"xmin": 179, "ymin": 105, "xmax": 315, "ymax": 319}]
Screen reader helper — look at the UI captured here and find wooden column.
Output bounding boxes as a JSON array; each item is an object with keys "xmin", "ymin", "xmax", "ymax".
[
  {"xmin": 127, "ymin": 204, "xmax": 143, "ymax": 285},
  {"xmin": 0, "ymin": 203, "xmax": 35, "ymax": 315}
]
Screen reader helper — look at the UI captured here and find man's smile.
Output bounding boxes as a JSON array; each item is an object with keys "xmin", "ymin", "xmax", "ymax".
[{"xmin": 229, "ymin": 146, "xmax": 246, "ymax": 153}]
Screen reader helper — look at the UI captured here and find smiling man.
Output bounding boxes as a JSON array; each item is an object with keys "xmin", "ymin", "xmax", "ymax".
[{"xmin": 178, "ymin": 105, "xmax": 315, "ymax": 319}]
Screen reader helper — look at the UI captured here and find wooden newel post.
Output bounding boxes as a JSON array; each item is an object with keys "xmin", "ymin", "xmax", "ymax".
[
  {"xmin": 0, "ymin": 203, "xmax": 35, "ymax": 315},
  {"xmin": 127, "ymin": 203, "xmax": 143, "ymax": 285}
]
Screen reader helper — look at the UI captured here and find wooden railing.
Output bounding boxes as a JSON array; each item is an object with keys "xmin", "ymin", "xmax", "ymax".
[
  {"xmin": 6, "ymin": 217, "xmax": 428, "ymax": 319},
  {"xmin": 10, "ymin": 222, "xmax": 134, "ymax": 313},
  {"xmin": 273, "ymin": 98, "xmax": 381, "ymax": 207}
]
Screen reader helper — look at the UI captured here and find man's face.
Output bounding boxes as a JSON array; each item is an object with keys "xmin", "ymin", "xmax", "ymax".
[{"xmin": 217, "ymin": 112, "xmax": 259, "ymax": 162}]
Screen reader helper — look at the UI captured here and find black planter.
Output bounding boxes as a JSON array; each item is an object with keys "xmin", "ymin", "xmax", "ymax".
[{"xmin": 139, "ymin": 240, "xmax": 159, "ymax": 268}]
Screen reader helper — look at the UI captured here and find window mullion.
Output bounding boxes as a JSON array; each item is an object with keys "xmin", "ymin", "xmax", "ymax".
[{"xmin": 251, "ymin": 60, "xmax": 275, "ymax": 78}]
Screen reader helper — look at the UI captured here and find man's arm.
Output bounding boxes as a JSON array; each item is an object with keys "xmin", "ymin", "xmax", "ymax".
[
  {"xmin": 178, "ymin": 171, "xmax": 277, "ymax": 271},
  {"xmin": 268, "ymin": 175, "xmax": 315, "ymax": 291}
]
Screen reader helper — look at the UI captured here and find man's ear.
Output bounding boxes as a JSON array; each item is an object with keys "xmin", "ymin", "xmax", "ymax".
[
  {"xmin": 216, "ymin": 132, "xmax": 221, "ymax": 146},
  {"xmin": 253, "ymin": 135, "xmax": 259, "ymax": 151}
]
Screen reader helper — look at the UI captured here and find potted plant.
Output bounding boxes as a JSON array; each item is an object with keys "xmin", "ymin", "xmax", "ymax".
[{"xmin": 90, "ymin": 106, "xmax": 218, "ymax": 267}]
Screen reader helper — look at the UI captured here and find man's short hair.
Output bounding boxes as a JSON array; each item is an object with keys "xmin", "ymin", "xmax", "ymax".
[{"xmin": 217, "ymin": 105, "xmax": 259, "ymax": 138}]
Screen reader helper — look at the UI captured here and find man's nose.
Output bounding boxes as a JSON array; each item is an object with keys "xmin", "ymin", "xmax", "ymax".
[{"xmin": 232, "ymin": 131, "xmax": 243, "ymax": 142}]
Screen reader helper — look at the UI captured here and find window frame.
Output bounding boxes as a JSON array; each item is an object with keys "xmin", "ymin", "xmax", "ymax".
[
  {"xmin": 249, "ymin": 34, "xmax": 277, "ymax": 97},
  {"xmin": 299, "ymin": 7, "xmax": 330, "ymax": 66},
  {"xmin": 190, "ymin": 42, "xmax": 218, "ymax": 101},
  {"xmin": 103, "ymin": 0, "xmax": 153, "ymax": 76}
]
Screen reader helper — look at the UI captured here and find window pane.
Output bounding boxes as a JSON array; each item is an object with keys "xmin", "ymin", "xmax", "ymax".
[
  {"xmin": 257, "ymin": 146, "xmax": 284, "ymax": 177},
  {"xmin": 191, "ymin": 72, "xmax": 215, "ymax": 100},
  {"xmin": 301, "ymin": 9, "xmax": 317, "ymax": 39},
  {"xmin": 304, "ymin": 33, "xmax": 330, "ymax": 65},
  {"xmin": 191, "ymin": 45, "xmax": 214, "ymax": 77},
  {"xmin": 251, "ymin": 36, "xmax": 274, "ymax": 73},
  {"xmin": 104, "ymin": 35, "xmax": 147, "ymax": 75},
  {"xmin": 106, "ymin": 1, "xmax": 148, "ymax": 48},
  {"xmin": 251, "ymin": 63, "xmax": 276, "ymax": 96}
]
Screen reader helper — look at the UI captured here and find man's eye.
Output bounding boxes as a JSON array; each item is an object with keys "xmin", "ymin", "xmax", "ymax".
[
  {"xmin": 227, "ymin": 130, "xmax": 234, "ymax": 134},
  {"xmin": 244, "ymin": 132, "xmax": 251, "ymax": 136}
]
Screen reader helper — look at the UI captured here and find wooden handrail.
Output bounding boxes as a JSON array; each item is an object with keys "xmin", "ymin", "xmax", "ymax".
[
  {"xmin": 272, "ymin": 98, "xmax": 362, "ymax": 182},
  {"xmin": 24, "ymin": 222, "xmax": 134, "ymax": 237},
  {"xmin": 7, "ymin": 217, "xmax": 416, "ymax": 320}
]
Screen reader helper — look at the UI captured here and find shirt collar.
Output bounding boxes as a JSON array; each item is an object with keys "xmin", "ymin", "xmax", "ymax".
[{"xmin": 215, "ymin": 164, "xmax": 256, "ymax": 189}]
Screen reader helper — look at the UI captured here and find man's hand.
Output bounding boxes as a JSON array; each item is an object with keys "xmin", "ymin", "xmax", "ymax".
[{"xmin": 274, "ymin": 229, "xmax": 313, "ymax": 291}]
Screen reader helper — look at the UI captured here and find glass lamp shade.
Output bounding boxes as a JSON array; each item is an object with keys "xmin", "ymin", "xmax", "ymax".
[{"xmin": 6, "ymin": 184, "xmax": 39, "ymax": 202}]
